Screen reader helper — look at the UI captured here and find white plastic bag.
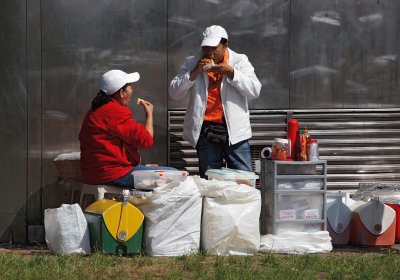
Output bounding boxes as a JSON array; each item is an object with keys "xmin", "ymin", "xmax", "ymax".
[
  {"xmin": 130, "ymin": 176, "xmax": 202, "ymax": 256},
  {"xmin": 259, "ymin": 231, "xmax": 332, "ymax": 254},
  {"xmin": 44, "ymin": 204, "xmax": 90, "ymax": 255},
  {"xmin": 194, "ymin": 177, "xmax": 261, "ymax": 256}
]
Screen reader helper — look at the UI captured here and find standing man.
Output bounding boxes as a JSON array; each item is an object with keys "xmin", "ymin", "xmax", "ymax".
[{"xmin": 169, "ymin": 25, "xmax": 262, "ymax": 178}]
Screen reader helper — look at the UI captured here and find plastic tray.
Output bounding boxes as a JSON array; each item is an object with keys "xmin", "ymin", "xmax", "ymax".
[
  {"xmin": 132, "ymin": 170, "xmax": 188, "ymax": 190},
  {"xmin": 205, "ymin": 168, "xmax": 259, "ymax": 188}
]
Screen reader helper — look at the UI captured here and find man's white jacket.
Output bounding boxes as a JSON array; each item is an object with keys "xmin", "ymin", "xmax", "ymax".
[{"xmin": 169, "ymin": 48, "xmax": 262, "ymax": 148}]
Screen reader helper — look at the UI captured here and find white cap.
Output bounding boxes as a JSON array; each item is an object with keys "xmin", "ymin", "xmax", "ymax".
[
  {"xmin": 100, "ymin": 70, "xmax": 140, "ymax": 96},
  {"xmin": 201, "ymin": 25, "xmax": 228, "ymax": 47}
]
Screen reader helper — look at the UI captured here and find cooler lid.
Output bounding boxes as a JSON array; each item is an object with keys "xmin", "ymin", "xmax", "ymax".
[
  {"xmin": 353, "ymin": 199, "xmax": 396, "ymax": 235},
  {"xmin": 327, "ymin": 198, "xmax": 352, "ymax": 234},
  {"xmin": 85, "ymin": 199, "xmax": 144, "ymax": 242}
]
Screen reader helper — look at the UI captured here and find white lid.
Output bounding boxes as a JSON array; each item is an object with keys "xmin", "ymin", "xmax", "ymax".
[
  {"xmin": 274, "ymin": 138, "xmax": 289, "ymax": 144},
  {"xmin": 205, "ymin": 168, "xmax": 259, "ymax": 179},
  {"xmin": 132, "ymin": 170, "xmax": 188, "ymax": 176}
]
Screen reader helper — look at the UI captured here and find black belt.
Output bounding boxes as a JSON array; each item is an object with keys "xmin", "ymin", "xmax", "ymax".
[
  {"xmin": 201, "ymin": 120, "xmax": 228, "ymax": 144},
  {"xmin": 201, "ymin": 119, "xmax": 227, "ymax": 132}
]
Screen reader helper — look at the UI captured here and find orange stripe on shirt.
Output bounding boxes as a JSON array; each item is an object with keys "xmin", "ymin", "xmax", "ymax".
[{"xmin": 203, "ymin": 50, "xmax": 228, "ymax": 123}]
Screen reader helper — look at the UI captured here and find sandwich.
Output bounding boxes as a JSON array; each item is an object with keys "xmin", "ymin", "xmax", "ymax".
[{"xmin": 203, "ymin": 58, "xmax": 215, "ymax": 71}]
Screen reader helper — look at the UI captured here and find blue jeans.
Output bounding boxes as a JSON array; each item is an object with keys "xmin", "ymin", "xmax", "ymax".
[
  {"xmin": 196, "ymin": 132, "xmax": 253, "ymax": 178},
  {"xmin": 107, "ymin": 165, "xmax": 177, "ymax": 188}
]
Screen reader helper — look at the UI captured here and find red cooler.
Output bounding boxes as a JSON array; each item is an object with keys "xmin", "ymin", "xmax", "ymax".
[
  {"xmin": 350, "ymin": 199, "xmax": 396, "ymax": 246},
  {"xmin": 385, "ymin": 203, "xmax": 400, "ymax": 243}
]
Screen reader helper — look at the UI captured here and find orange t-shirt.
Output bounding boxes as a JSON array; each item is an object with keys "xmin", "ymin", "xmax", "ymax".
[{"xmin": 203, "ymin": 51, "xmax": 228, "ymax": 123}]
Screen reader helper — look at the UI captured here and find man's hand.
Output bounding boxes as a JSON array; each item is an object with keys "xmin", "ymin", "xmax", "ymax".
[
  {"xmin": 210, "ymin": 63, "xmax": 234, "ymax": 79},
  {"xmin": 189, "ymin": 58, "xmax": 213, "ymax": 81}
]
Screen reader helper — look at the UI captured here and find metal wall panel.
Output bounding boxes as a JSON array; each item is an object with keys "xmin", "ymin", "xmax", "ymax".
[
  {"xmin": 27, "ymin": 0, "xmax": 43, "ymax": 228},
  {"xmin": 290, "ymin": 0, "xmax": 400, "ymax": 108},
  {"xmin": 41, "ymin": 0, "xmax": 168, "ymax": 186},
  {"xmin": 167, "ymin": 0, "xmax": 290, "ymax": 110},
  {"xmin": 292, "ymin": 109, "xmax": 400, "ymax": 189},
  {"xmin": 0, "ymin": 1, "xmax": 27, "ymax": 242},
  {"xmin": 0, "ymin": 214, "xmax": 26, "ymax": 243}
]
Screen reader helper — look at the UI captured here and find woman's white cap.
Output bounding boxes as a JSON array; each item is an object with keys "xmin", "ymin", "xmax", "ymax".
[
  {"xmin": 201, "ymin": 25, "xmax": 228, "ymax": 47},
  {"xmin": 100, "ymin": 70, "xmax": 140, "ymax": 95}
]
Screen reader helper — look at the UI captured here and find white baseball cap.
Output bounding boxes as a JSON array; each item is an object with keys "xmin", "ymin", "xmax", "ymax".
[
  {"xmin": 100, "ymin": 70, "xmax": 140, "ymax": 96},
  {"xmin": 201, "ymin": 25, "xmax": 228, "ymax": 47}
]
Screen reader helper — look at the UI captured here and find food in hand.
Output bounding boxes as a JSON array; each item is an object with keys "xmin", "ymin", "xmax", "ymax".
[
  {"xmin": 203, "ymin": 59, "xmax": 215, "ymax": 71},
  {"xmin": 137, "ymin": 98, "xmax": 143, "ymax": 105}
]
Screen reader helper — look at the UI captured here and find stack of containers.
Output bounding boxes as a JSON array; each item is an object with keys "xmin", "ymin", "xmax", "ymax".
[
  {"xmin": 262, "ymin": 119, "xmax": 319, "ymax": 164},
  {"xmin": 260, "ymin": 160, "xmax": 327, "ymax": 235}
]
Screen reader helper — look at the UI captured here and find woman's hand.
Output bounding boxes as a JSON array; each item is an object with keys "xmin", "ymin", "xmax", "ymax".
[
  {"xmin": 139, "ymin": 99, "xmax": 154, "ymax": 117},
  {"xmin": 138, "ymin": 99, "xmax": 154, "ymax": 137}
]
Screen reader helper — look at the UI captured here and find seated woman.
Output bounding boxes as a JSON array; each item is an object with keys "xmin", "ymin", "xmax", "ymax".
[{"xmin": 79, "ymin": 69, "xmax": 175, "ymax": 188}]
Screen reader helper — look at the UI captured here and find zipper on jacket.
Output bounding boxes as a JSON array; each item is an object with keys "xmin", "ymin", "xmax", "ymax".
[
  {"xmin": 220, "ymin": 78, "xmax": 232, "ymax": 146},
  {"xmin": 194, "ymin": 72, "xmax": 209, "ymax": 144}
]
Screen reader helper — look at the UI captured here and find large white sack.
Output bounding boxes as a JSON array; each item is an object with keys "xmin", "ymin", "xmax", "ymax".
[
  {"xmin": 44, "ymin": 204, "xmax": 90, "ymax": 255},
  {"xmin": 194, "ymin": 177, "xmax": 261, "ymax": 256},
  {"xmin": 130, "ymin": 176, "xmax": 202, "ymax": 256},
  {"xmin": 259, "ymin": 231, "xmax": 332, "ymax": 254}
]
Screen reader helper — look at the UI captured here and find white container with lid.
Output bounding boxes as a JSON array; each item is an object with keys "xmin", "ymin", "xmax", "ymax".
[
  {"xmin": 205, "ymin": 168, "xmax": 259, "ymax": 188},
  {"xmin": 132, "ymin": 170, "xmax": 188, "ymax": 190}
]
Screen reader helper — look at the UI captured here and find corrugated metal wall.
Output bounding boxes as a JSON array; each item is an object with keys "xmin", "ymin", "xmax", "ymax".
[
  {"xmin": 169, "ymin": 109, "xmax": 400, "ymax": 190},
  {"xmin": 293, "ymin": 109, "xmax": 400, "ymax": 189}
]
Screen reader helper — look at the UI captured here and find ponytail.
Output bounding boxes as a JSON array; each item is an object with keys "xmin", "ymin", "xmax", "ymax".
[
  {"xmin": 91, "ymin": 83, "xmax": 131, "ymax": 110},
  {"xmin": 91, "ymin": 91, "xmax": 112, "ymax": 111}
]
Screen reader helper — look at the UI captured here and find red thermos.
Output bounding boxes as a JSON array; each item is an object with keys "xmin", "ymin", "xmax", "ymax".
[{"xmin": 287, "ymin": 119, "xmax": 299, "ymax": 161}]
